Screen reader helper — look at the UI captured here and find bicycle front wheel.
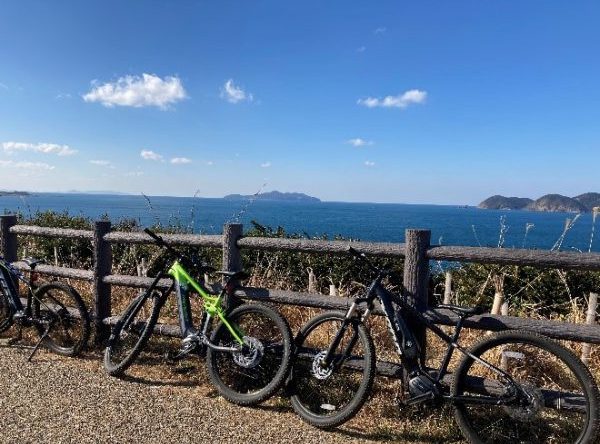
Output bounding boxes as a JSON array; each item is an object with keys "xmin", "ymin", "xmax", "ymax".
[
  {"xmin": 452, "ymin": 330, "xmax": 599, "ymax": 444},
  {"xmin": 206, "ymin": 303, "xmax": 292, "ymax": 406},
  {"xmin": 104, "ymin": 287, "xmax": 165, "ymax": 376},
  {"xmin": 0, "ymin": 284, "xmax": 13, "ymax": 333},
  {"xmin": 289, "ymin": 311, "xmax": 376, "ymax": 429},
  {"xmin": 32, "ymin": 283, "xmax": 91, "ymax": 357}
]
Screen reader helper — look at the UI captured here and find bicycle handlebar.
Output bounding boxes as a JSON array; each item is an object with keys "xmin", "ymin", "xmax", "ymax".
[
  {"xmin": 347, "ymin": 246, "xmax": 383, "ymax": 274},
  {"xmin": 143, "ymin": 228, "xmax": 213, "ymax": 273}
]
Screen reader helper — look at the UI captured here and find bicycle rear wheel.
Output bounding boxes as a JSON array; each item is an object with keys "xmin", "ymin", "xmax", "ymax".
[
  {"xmin": 206, "ymin": 303, "xmax": 292, "ymax": 406},
  {"xmin": 32, "ymin": 282, "xmax": 90, "ymax": 357},
  {"xmin": 0, "ymin": 285, "xmax": 13, "ymax": 333},
  {"xmin": 452, "ymin": 330, "xmax": 599, "ymax": 444},
  {"xmin": 104, "ymin": 287, "xmax": 165, "ymax": 376},
  {"xmin": 289, "ymin": 311, "xmax": 376, "ymax": 429}
]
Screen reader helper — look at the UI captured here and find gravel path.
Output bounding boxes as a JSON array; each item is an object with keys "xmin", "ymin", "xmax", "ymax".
[{"xmin": 0, "ymin": 346, "xmax": 401, "ymax": 444}]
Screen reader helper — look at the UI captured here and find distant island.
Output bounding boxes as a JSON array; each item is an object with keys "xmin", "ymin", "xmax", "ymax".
[
  {"xmin": 0, "ymin": 190, "xmax": 30, "ymax": 197},
  {"xmin": 479, "ymin": 192, "xmax": 600, "ymax": 213},
  {"xmin": 224, "ymin": 190, "xmax": 321, "ymax": 203}
]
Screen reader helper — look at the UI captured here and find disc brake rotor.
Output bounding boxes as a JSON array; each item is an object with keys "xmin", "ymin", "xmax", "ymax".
[
  {"xmin": 311, "ymin": 351, "xmax": 334, "ymax": 380},
  {"xmin": 503, "ymin": 383, "xmax": 544, "ymax": 421},
  {"xmin": 233, "ymin": 336, "xmax": 264, "ymax": 369}
]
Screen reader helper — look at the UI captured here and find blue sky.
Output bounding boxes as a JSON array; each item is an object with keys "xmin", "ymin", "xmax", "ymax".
[{"xmin": 1, "ymin": 1, "xmax": 599, "ymax": 204}]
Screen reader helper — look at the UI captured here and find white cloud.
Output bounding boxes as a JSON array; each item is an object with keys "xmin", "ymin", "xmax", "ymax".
[
  {"xmin": 83, "ymin": 73, "xmax": 187, "ymax": 109},
  {"xmin": 260, "ymin": 162, "xmax": 272, "ymax": 168},
  {"xmin": 357, "ymin": 46, "xmax": 366, "ymax": 53},
  {"xmin": 346, "ymin": 138, "xmax": 374, "ymax": 147},
  {"xmin": 90, "ymin": 160, "xmax": 115, "ymax": 169},
  {"xmin": 358, "ymin": 89, "xmax": 427, "ymax": 109},
  {"xmin": 56, "ymin": 92, "xmax": 72, "ymax": 100},
  {"xmin": 2, "ymin": 141, "xmax": 77, "ymax": 156},
  {"xmin": 374, "ymin": 27, "xmax": 387, "ymax": 34},
  {"xmin": 206, "ymin": 160, "xmax": 214, "ymax": 166},
  {"xmin": 0, "ymin": 160, "xmax": 55, "ymax": 170},
  {"xmin": 170, "ymin": 157, "xmax": 192, "ymax": 165},
  {"xmin": 140, "ymin": 150, "xmax": 163, "ymax": 161},
  {"xmin": 221, "ymin": 79, "xmax": 253, "ymax": 104},
  {"xmin": 364, "ymin": 160, "xmax": 376, "ymax": 167},
  {"xmin": 125, "ymin": 171, "xmax": 144, "ymax": 177}
]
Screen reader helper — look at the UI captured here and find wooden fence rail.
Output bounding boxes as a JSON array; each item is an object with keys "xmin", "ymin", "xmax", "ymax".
[{"xmin": 1, "ymin": 214, "xmax": 599, "ymax": 353}]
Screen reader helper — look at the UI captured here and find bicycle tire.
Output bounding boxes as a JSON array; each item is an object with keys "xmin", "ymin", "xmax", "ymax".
[
  {"xmin": 32, "ymin": 282, "xmax": 91, "ymax": 357},
  {"xmin": 289, "ymin": 311, "xmax": 376, "ymax": 429},
  {"xmin": 452, "ymin": 330, "xmax": 599, "ymax": 444},
  {"xmin": 206, "ymin": 303, "xmax": 293, "ymax": 406},
  {"xmin": 0, "ymin": 284, "xmax": 13, "ymax": 333},
  {"xmin": 104, "ymin": 287, "xmax": 165, "ymax": 376}
]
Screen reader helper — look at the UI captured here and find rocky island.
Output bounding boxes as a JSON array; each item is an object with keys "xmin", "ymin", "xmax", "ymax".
[
  {"xmin": 479, "ymin": 192, "xmax": 600, "ymax": 213},
  {"xmin": 224, "ymin": 191, "xmax": 321, "ymax": 203},
  {"xmin": 0, "ymin": 190, "xmax": 30, "ymax": 197}
]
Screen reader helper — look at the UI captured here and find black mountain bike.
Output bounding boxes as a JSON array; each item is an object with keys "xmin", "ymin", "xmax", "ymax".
[
  {"xmin": 0, "ymin": 257, "xmax": 90, "ymax": 360},
  {"xmin": 104, "ymin": 228, "xmax": 293, "ymax": 406},
  {"xmin": 289, "ymin": 247, "xmax": 599, "ymax": 443}
]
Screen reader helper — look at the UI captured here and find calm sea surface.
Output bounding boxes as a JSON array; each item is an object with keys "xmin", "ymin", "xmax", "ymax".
[{"xmin": 0, "ymin": 193, "xmax": 598, "ymax": 252}]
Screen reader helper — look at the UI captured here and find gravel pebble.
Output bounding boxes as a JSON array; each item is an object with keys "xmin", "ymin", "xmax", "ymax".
[{"xmin": 0, "ymin": 347, "xmax": 393, "ymax": 444}]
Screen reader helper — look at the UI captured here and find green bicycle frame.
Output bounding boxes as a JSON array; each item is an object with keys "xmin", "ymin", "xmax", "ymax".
[{"xmin": 167, "ymin": 261, "xmax": 244, "ymax": 345}]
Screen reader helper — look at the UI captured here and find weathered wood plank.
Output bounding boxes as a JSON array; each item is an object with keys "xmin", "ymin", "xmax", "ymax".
[
  {"xmin": 237, "ymin": 237, "xmax": 406, "ymax": 258},
  {"xmin": 427, "ymin": 245, "xmax": 600, "ymax": 271},
  {"xmin": 10, "ymin": 224, "xmax": 94, "ymax": 240},
  {"xmin": 104, "ymin": 231, "xmax": 223, "ymax": 247},
  {"xmin": 11, "ymin": 262, "xmax": 93, "ymax": 280}
]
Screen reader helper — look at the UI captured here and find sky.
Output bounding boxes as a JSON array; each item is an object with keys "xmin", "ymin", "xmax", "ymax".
[{"xmin": 1, "ymin": 1, "xmax": 599, "ymax": 204}]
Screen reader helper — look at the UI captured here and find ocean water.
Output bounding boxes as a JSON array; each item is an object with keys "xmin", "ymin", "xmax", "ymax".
[{"xmin": 0, "ymin": 193, "xmax": 598, "ymax": 252}]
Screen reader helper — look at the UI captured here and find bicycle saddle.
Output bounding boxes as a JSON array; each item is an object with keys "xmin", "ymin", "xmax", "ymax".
[
  {"xmin": 22, "ymin": 258, "xmax": 46, "ymax": 269},
  {"xmin": 436, "ymin": 304, "xmax": 486, "ymax": 317}
]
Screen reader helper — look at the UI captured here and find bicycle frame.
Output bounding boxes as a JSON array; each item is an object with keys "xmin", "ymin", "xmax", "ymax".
[
  {"xmin": 168, "ymin": 261, "xmax": 244, "ymax": 345},
  {"xmin": 0, "ymin": 259, "xmax": 36, "ymax": 316}
]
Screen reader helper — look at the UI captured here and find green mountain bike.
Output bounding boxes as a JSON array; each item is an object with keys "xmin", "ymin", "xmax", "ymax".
[{"xmin": 104, "ymin": 228, "xmax": 293, "ymax": 406}]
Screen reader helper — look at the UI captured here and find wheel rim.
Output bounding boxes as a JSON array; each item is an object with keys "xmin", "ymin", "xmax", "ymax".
[
  {"xmin": 107, "ymin": 293, "xmax": 157, "ymax": 365},
  {"xmin": 211, "ymin": 309, "xmax": 286, "ymax": 396},
  {"xmin": 36, "ymin": 287, "xmax": 86, "ymax": 353},
  {"xmin": 454, "ymin": 339, "xmax": 590, "ymax": 443},
  {"xmin": 293, "ymin": 317, "xmax": 369, "ymax": 419}
]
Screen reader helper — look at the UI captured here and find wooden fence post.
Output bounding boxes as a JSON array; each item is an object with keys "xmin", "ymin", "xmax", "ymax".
[
  {"xmin": 222, "ymin": 223, "xmax": 243, "ymax": 309},
  {"xmin": 0, "ymin": 215, "xmax": 18, "ymax": 262},
  {"xmin": 93, "ymin": 221, "xmax": 112, "ymax": 344},
  {"xmin": 443, "ymin": 271, "xmax": 452, "ymax": 304},
  {"xmin": 582, "ymin": 292, "xmax": 598, "ymax": 365},
  {"xmin": 403, "ymin": 229, "xmax": 431, "ymax": 365}
]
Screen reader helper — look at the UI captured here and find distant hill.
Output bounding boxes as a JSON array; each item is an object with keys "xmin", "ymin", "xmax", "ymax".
[
  {"xmin": 527, "ymin": 194, "xmax": 588, "ymax": 213},
  {"xmin": 575, "ymin": 193, "xmax": 600, "ymax": 210},
  {"xmin": 0, "ymin": 190, "xmax": 29, "ymax": 197},
  {"xmin": 479, "ymin": 195, "xmax": 532, "ymax": 210},
  {"xmin": 224, "ymin": 191, "xmax": 320, "ymax": 203},
  {"xmin": 479, "ymin": 192, "xmax": 599, "ymax": 213}
]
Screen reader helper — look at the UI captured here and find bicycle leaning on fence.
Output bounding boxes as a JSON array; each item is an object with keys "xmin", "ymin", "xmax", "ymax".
[
  {"xmin": 288, "ymin": 246, "xmax": 600, "ymax": 443},
  {"xmin": 104, "ymin": 228, "xmax": 293, "ymax": 406},
  {"xmin": 0, "ymin": 257, "xmax": 91, "ymax": 361}
]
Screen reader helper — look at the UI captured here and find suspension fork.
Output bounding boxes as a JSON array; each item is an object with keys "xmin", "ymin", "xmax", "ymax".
[{"xmin": 322, "ymin": 301, "xmax": 366, "ymax": 368}]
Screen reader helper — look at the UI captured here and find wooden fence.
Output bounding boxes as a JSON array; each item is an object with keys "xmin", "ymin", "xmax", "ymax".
[{"xmin": 1, "ymin": 214, "xmax": 599, "ymax": 369}]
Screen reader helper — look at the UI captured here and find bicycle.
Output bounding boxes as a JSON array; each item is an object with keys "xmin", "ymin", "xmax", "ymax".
[
  {"xmin": 0, "ymin": 257, "xmax": 91, "ymax": 361},
  {"xmin": 289, "ymin": 247, "xmax": 600, "ymax": 443},
  {"xmin": 104, "ymin": 228, "xmax": 293, "ymax": 406}
]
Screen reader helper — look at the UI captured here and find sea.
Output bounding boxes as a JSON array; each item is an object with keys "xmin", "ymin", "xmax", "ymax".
[{"xmin": 0, "ymin": 193, "xmax": 598, "ymax": 253}]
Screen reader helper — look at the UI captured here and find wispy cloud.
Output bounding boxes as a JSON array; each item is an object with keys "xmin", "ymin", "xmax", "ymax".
[
  {"xmin": 2, "ymin": 141, "xmax": 77, "ymax": 156},
  {"xmin": 221, "ymin": 79, "xmax": 253, "ymax": 104},
  {"xmin": 346, "ymin": 138, "xmax": 374, "ymax": 147},
  {"xmin": 170, "ymin": 157, "xmax": 192, "ymax": 165},
  {"xmin": 90, "ymin": 160, "xmax": 115, "ymax": 168},
  {"xmin": 83, "ymin": 73, "xmax": 187, "ymax": 109},
  {"xmin": 0, "ymin": 160, "xmax": 55, "ymax": 170},
  {"xmin": 358, "ymin": 89, "xmax": 427, "ymax": 109},
  {"xmin": 206, "ymin": 160, "xmax": 214, "ymax": 166},
  {"xmin": 125, "ymin": 170, "xmax": 144, "ymax": 177},
  {"xmin": 140, "ymin": 149, "xmax": 163, "ymax": 161},
  {"xmin": 364, "ymin": 160, "xmax": 376, "ymax": 167},
  {"xmin": 374, "ymin": 27, "xmax": 387, "ymax": 34},
  {"xmin": 356, "ymin": 46, "xmax": 366, "ymax": 53},
  {"xmin": 260, "ymin": 161, "xmax": 272, "ymax": 168},
  {"xmin": 56, "ymin": 92, "xmax": 72, "ymax": 100},
  {"xmin": 0, "ymin": 82, "xmax": 8, "ymax": 90}
]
